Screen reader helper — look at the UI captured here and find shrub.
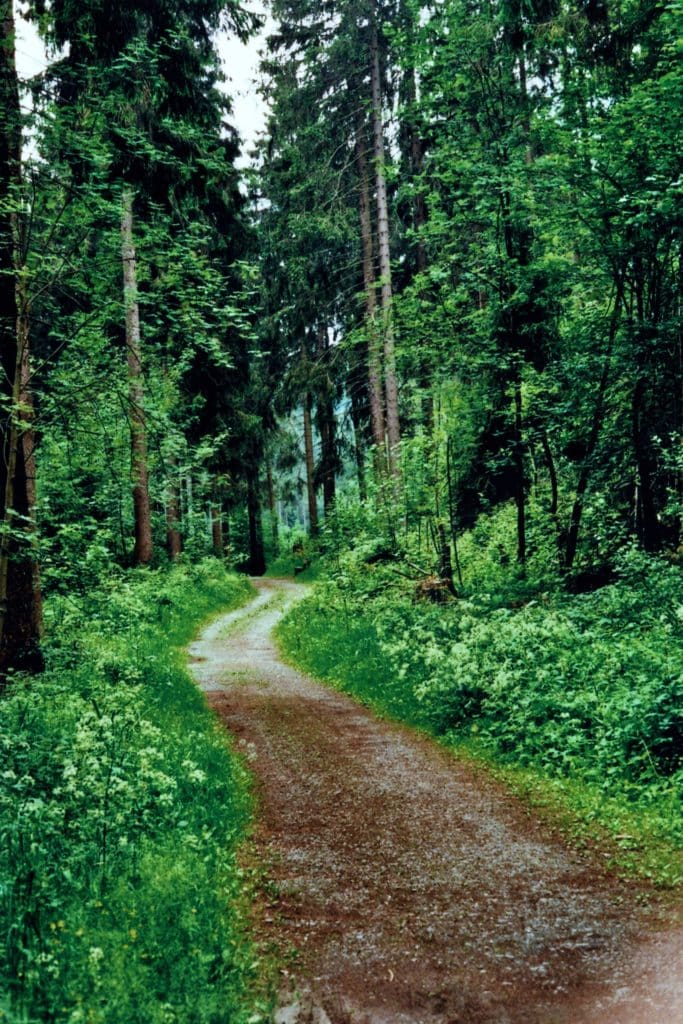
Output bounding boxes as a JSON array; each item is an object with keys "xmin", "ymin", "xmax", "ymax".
[{"xmin": 0, "ymin": 561, "xmax": 259, "ymax": 1024}]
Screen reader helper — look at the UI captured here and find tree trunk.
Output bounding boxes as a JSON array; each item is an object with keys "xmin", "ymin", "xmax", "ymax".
[
  {"xmin": 513, "ymin": 367, "xmax": 526, "ymax": 565},
  {"xmin": 0, "ymin": 2, "xmax": 43, "ymax": 677},
  {"xmin": 121, "ymin": 187, "xmax": 153, "ymax": 566},
  {"xmin": 445, "ymin": 436, "xmax": 464, "ymax": 588},
  {"xmin": 564, "ymin": 294, "xmax": 622, "ymax": 571},
  {"xmin": 246, "ymin": 475, "xmax": 266, "ymax": 576},
  {"xmin": 319, "ymin": 395, "xmax": 336, "ymax": 515},
  {"xmin": 184, "ymin": 473, "xmax": 194, "ymax": 536},
  {"xmin": 211, "ymin": 501, "xmax": 224, "ymax": 557},
  {"xmin": 540, "ymin": 428, "xmax": 562, "ymax": 552},
  {"xmin": 166, "ymin": 472, "xmax": 182, "ymax": 560},
  {"xmin": 370, "ymin": 18, "xmax": 400, "ymax": 473},
  {"xmin": 317, "ymin": 324, "xmax": 336, "ymax": 515},
  {"xmin": 677, "ymin": 241, "xmax": 683, "ymax": 542},
  {"xmin": 17, "ymin": 263, "xmax": 43, "ymax": 642},
  {"xmin": 355, "ymin": 116, "xmax": 385, "ymax": 459},
  {"xmin": 349, "ymin": 382, "xmax": 368, "ymax": 501},
  {"xmin": 632, "ymin": 374, "xmax": 660, "ymax": 551},
  {"xmin": 265, "ymin": 450, "xmax": 279, "ymax": 554},
  {"xmin": 404, "ymin": 68, "xmax": 432, "ymax": 428},
  {"xmin": 303, "ymin": 394, "xmax": 318, "ymax": 535},
  {"xmin": 405, "ymin": 70, "xmax": 432, "ymax": 425},
  {"xmin": 437, "ymin": 522, "xmax": 456, "ymax": 595},
  {"xmin": 402, "ymin": 62, "xmax": 428, "ymax": 276}
]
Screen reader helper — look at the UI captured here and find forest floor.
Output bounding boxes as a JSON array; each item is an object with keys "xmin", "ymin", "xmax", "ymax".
[{"xmin": 188, "ymin": 579, "xmax": 683, "ymax": 1024}]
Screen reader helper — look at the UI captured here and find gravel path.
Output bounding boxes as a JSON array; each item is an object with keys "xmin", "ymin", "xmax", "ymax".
[{"xmin": 189, "ymin": 579, "xmax": 682, "ymax": 1024}]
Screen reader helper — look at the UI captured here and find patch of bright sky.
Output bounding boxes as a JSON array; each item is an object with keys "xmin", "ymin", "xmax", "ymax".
[
  {"xmin": 14, "ymin": 6, "xmax": 48, "ymax": 79},
  {"xmin": 217, "ymin": 6, "xmax": 274, "ymax": 163}
]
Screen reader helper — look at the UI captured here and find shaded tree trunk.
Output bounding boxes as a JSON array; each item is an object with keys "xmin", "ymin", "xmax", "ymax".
[
  {"xmin": 632, "ymin": 373, "xmax": 660, "ymax": 551},
  {"xmin": 403, "ymin": 67, "xmax": 432, "ymax": 428},
  {"xmin": 513, "ymin": 368, "xmax": 526, "ymax": 565},
  {"xmin": 355, "ymin": 116, "xmax": 385, "ymax": 459},
  {"xmin": 121, "ymin": 187, "xmax": 153, "ymax": 566},
  {"xmin": 210, "ymin": 478, "xmax": 224, "ymax": 556},
  {"xmin": 211, "ymin": 501, "xmax": 224, "ymax": 557},
  {"xmin": 564, "ymin": 294, "xmax": 622, "ymax": 571},
  {"xmin": 370, "ymin": 18, "xmax": 400, "ymax": 473},
  {"xmin": 349, "ymin": 382, "xmax": 368, "ymax": 501},
  {"xmin": 437, "ymin": 522, "xmax": 456, "ymax": 595},
  {"xmin": 17, "ymin": 263, "xmax": 43, "ymax": 642},
  {"xmin": 303, "ymin": 394, "xmax": 318, "ymax": 535},
  {"xmin": 445, "ymin": 436, "xmax": 464, "ymax": 588},
  {"xmin": 183, "ymin": 473, "xmax": 195, "ymax": 537},
  {"xmin": 246, "ymin": 476, "xmax": 266, "ymax": 576},
  {"xmin": 401, "ymin": 61, "xmax": 428, "ymax": 276},
  {"xmin": 265, "ymin": 450, "xmax": 279, "ymax": 553},
  {"xmin": 540, "ymin": 428, "xmax": 561, "ymax": 552},
  {"xmin": 166, "ymin": 477, "xmax": 182, "ymax": 559},
  {"xmin": 0, "ymin": 2, "xmax": 43, "ymax": 677},
  {"xmin": 317, "ymin": 324, "xmax": 336, "ymax": 515},
  {"xmin": 319, "ymin": 395, "xmax": 336, "ymax": 515}
]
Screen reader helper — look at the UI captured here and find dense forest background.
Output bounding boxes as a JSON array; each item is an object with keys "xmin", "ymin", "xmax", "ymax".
[
  {"xmin": 0, "ymin": 0, "xmax": 681, "ymax": 1019},
  {"xmin": 3, "ymin": 0, "xmax": 682, "ymax": 663}
]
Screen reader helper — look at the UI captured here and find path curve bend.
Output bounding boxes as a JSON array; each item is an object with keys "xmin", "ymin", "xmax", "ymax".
[{"xmin": 189, "ymin": 578, "xmax": 682, "ymax": 1024}]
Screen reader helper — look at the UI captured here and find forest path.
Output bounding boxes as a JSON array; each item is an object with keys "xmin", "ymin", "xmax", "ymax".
[{"xmin": 189, "ymin": 578, "xmax": 682, "ymax": 1024}]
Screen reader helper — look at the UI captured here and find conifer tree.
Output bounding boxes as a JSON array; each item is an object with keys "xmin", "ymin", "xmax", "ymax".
[{"xmin": 0, "ymin": 1, "xmax": 43, "ymax": 676}]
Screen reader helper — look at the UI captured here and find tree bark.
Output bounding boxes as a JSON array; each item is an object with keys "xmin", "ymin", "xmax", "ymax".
[
  {"xmin": 303, "ymin": 394, "xmax": 318, "ymax": 535},
  {"xmin": 513, "ymin": 367, "xmax": 526, "ymax": 565},
  {"xmin": 317, "ymin": 324, "xmax": 336, "ymax": 515},
  {"xmin": 676, "ymin": 241, "xmax": 683, "ymax": 542},
  {"xmin": 166, "ymin": 473, "xmax": 182, "ymax": 559},
  {"xmin": 445, "ymin": 436, "xmax": 464, "ymax": 588},
  {"xmin": 632, "ymin": 374, "xmax": 660, "ymax": 551},
  {"xmin": 370, "ymin": 18, "xmax": 400, "ymax": 473},
  {"xmin": 404, "ymin": 68, "xmax": 433, "ymax": 428},
  {"xmin": 402, "ymin": 62, "xmax": 428, "ymax": 276},
  {"xmin": 437, "ymin": 522, "xmax": 456, "ymax": 595},
  {"xmin": 246, "ymin": 475, "xmax": 266, "ymax": 576},
  {"xmin": 564, "ymin": 293, "xmax": 622, "ymax": 571},
  {"xmin": 355, "ymin": 116, "xmax": 385, "ymax": 459},
  {"xmin": 318, "ymin": 394, "xmax": 336, "ymax": 515},
  {"xmin": 17, "ymin": 263, "xmax": 43, "ymax": 642},
  {"xmin": 121, "ymin": 188, "xmax": 153, "ymax": 566},
  {"xmin": 0, "ymin": 2, "xmax": 43, "ymax": 676},
  {"xmin": 349, "ymin": 381, "xmax": 368, "ymax": 501},
  {"xmin": 184, "ymin": 473, "xmax": 194, "ymax": 537},
  {"xmin": 540, "ymin": 428, "xmax": 562, "ymax": 553},
  {"xmin": 211, "ymin": 501, "xmax": 224, "ymax": 557},
  {"xmin": 265, "ymin": 450, "xmax": 279, "ymax": 553}
]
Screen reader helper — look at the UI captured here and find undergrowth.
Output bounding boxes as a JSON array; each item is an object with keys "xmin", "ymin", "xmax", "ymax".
[
  {"xmin": 265, "ymin": 530, "xmax": 322, "ymax": 582},
  {"xmin": 277, "ymin": 506, "xmax": 683, "ymax": 888},
  {"xmin": 0, "ymin": 559, "xmax": 262, "ymax": 1024}
]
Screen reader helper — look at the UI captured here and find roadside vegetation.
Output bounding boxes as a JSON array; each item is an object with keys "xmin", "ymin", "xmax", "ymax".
[
  {"xmin": 278, "ymin": 501, "xmax": 683, "ymax": 888},
  {"xmin": 0, "ymin": 560, "xmax": 262, "ymax": 1024},
  {"xmin": 0, "ymin": 0, "xmax": 681, "ymax": 1014}
]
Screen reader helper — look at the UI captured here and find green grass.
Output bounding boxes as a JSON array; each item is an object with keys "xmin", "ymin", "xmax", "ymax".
[
  {"xmin": 0, "ymin": 560, "xmax": 270, "ymax": 1024},
  {"xmin": 264, "ymin": 555, "xmax": 322, "ymax": 583},
  {"xmin": 264, "ymin": 530, "xmax": 323, "ymax": 582}
]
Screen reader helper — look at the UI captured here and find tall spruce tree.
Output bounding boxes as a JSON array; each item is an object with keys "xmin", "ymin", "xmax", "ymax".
[{"xmin": 0, "ymin": 1, "xmax": 43, "ymax": 676}]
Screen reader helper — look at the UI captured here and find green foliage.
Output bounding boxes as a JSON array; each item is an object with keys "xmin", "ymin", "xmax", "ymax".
[
  {"xmin": 265, "ymin": 527, "xmax": 322, "ymax": 581},
  {"xmin": 0, "ymin": 561, "xmax": 262, "ymax": 1024}
]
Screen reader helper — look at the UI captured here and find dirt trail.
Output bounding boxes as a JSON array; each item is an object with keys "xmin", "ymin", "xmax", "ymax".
[{"xmin": 189, "ymin": 579, "xmax": 682, "ymax": 1024}]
